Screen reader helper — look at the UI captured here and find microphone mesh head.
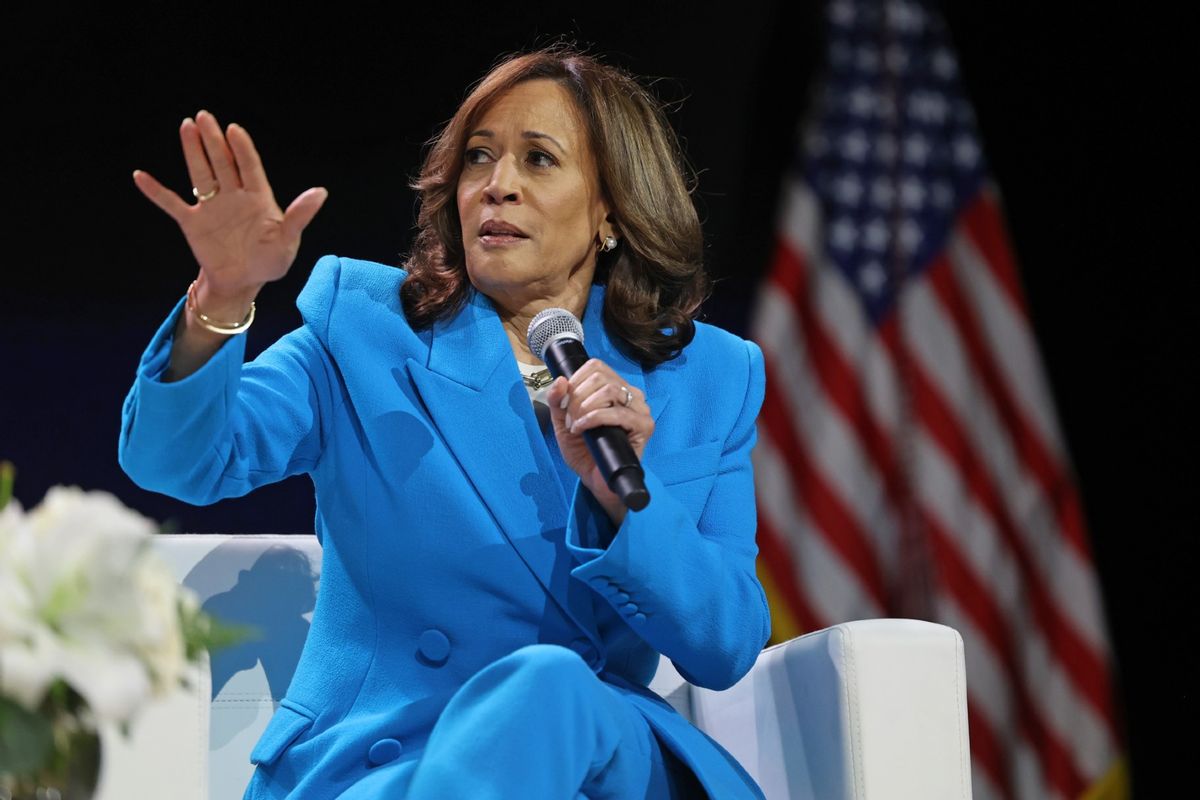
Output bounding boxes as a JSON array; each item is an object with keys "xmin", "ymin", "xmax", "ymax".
[{"xmin": 527, "ymin": 307, "xmax": 585, "ymax": 362}]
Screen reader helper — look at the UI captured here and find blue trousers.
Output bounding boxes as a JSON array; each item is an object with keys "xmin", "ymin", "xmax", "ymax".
[{"xmin": 344, "ymin": 644, "xmax": 701, "ymax": 798}]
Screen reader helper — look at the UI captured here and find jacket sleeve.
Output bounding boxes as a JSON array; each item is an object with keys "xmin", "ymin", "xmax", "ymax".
[
  {"xmin": 117, "ymin": 256, "xmax": 342, "ymax": 505},
  {"xmin": 563, "ymin": 338, "xmax": 771, "ymax": 691}
]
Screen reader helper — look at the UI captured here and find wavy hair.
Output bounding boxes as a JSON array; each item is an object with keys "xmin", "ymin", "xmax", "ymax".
[{"xmin": 402, "ymin": 45, "xmax": 709, "ymax": 367}]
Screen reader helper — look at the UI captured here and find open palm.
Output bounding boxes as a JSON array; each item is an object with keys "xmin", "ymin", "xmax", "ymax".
[{"xmin": 132, "ymin": 109, "xmax": 327, "ymax": 297}]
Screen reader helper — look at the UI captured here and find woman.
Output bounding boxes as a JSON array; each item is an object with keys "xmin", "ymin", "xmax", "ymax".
[{"xmin": 121, "ymin": 47, "xmax": 770, "ymax": 799}]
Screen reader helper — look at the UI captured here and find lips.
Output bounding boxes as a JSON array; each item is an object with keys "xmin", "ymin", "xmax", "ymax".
[{"xmin": 479, "ymin": 219, "xmax": 528, "ymax": 238}]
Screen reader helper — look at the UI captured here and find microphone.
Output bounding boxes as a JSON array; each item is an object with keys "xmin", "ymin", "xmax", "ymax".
[{"xmin": 527, "ymin": 308, "xmax": 650, "ymax": 511}]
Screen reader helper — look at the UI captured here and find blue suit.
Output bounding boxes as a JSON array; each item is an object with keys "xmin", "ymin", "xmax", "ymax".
[{"xmin": 119, "ymin": 255, "xmax": 770, "ymax": 798}]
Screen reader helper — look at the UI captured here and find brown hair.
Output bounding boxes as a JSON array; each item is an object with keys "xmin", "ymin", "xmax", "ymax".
[{"xmin": 402, "ymin": 45, "xmax": 709, "ymax": 367}]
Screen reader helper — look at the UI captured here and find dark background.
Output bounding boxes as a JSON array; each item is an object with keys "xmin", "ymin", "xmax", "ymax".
[{"xmin": 2, "ymin": 2, "xmax": 1190, "ymax": 794}]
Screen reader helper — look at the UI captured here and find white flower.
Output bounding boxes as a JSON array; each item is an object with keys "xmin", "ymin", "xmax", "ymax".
[{"xmin": 0, "ymin": 486, "xmax": 193, "ymax": 723}]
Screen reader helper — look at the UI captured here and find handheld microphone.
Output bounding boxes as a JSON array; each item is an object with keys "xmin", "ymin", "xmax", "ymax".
[{"xmin": 527, "ymin": 308, "xmax": 650, "ymax": 511}]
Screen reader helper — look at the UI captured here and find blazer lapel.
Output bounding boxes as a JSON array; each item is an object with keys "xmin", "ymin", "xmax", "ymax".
[
  {"xmin": 407, "ymin": 286, "xmax": 597, "ymax": 647},
  {"xmin": 405, "ymin": 282, "xmax": 672, "ymax": 658}
]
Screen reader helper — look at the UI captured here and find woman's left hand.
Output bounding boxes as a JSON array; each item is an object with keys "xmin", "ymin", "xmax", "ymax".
[{"xmin": 546, "ymin": 359, "xmax": 654, "ymax": 527}]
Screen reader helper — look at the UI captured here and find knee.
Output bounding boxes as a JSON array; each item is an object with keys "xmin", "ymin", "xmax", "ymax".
[
  {"xmin": 488, "ymin": 644, "xmax": 594, "ymax": 699},
  {"xmin": 503, "ymin": 643, "xmax": 592, "ymax": 677}
]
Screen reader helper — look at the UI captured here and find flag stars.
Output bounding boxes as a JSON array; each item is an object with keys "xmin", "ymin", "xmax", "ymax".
[
  {"xmin": 898, "ymin": 218, "xmax": 923, "ymax": 252},
  {"xmin": 849, "ymin": 86, "xmax": 879, "ymax": 117},
  {"xmin": 886, "ymin": 0, "xmax": 927, "ymax": 33},
  {"xmin": 954, "ymin": 136, "xmax": 981, "ymax": 168},
  {"xmin": 833, "ymin": 173, "xmax": 865, "ymax": 205},
  {"xmin": 863, "ymin": 218, "xmax": 891, "ymax": 252},
  {"xmin": 859, "ymin": 261, "xmax": 888, "ymax": 294},
  {"xmin": 807, "ymin": 5, "xmax": 988, "ymax": 289},
  {"xmin": 932, "ymin": 48, "xmax": 958, "ymax": 80},
  {"xmin": 907, "ymin": 90, "xmax": 949, "ymax": 125},
  {"xmin": 830, "ymin": 0, "xmax": 856, "ymax": 27},
  {"xmin": 903, "ymin": 134, "xmax": 931, "ymax": 165},
  {"xmin": 830, "ymin": 217, "xmax": 859, "ymax": 251},
  {"xmin": 840, "ymin": 130, "xmax": 871, "ymax": 161},
  {"xmin": 900, "ymin": 178, "xmax": 926, "ymax": 210}
]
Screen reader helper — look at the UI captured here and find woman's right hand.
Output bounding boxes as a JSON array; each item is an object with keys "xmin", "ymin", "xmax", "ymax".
[{"xmin": 132, "ymin": 109, "xmax": 328, "ymax": 301}]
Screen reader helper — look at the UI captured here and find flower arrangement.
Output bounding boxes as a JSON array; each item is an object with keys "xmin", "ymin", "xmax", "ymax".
[{"xmin": 0, "ymin": 463, "xmax": 232, "ymax": 798}]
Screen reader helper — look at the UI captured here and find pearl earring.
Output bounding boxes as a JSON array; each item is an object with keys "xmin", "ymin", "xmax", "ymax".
[{"xmin": 601, "ymin": 235, "xmax": 618, "ymax": 252}]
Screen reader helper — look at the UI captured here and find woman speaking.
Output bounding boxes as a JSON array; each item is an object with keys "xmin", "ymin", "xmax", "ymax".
[{"xmin": 120, "ymin": 46, "xmax": 770, "ymax": 799}]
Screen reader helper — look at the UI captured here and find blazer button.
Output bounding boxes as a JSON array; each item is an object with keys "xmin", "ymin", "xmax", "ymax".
[
  {"xmin": 417, "ymin": 629, "xmax": 451, "ymax": 665},
  {"xmin": 368, "ymin": 738, "xmax": 403, "ymax": 766}
]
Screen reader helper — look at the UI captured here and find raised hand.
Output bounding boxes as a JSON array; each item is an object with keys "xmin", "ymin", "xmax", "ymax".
[{"xmin": 132, "ymin": 109, "xmax": 328, "ymax": 300}]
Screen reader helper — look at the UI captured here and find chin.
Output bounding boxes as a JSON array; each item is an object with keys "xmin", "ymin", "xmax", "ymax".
[{"xmin": 465, "ymin": 258, "xmax": 533, "ymax": 296}]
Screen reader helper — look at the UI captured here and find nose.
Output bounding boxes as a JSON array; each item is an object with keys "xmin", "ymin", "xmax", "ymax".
[{"xmin": 483, "ymin": 155, "xmax": 521, "ymax": 205}]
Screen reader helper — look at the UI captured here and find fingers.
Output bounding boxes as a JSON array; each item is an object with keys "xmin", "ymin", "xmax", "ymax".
[
  {"xmin": 579, "ymin": 379, "xmax": 641, "ymax": 414},
  {"xmin": 131, "ymin": 169, "xmax": 190, "ymax": 224},
  {"xmin": 192, "ymin": 110, "xmax": 242, "ymax": 191},
  {"xmin": 568, "ymin": 404, "xmax": 653, "ymax": 440},
  {"xmin": 180, "ymin": 117, "xmax": 217, "ymax": 197},
  {"xmin": 567, "ymin": 359, "xmax": 643, "ymax": 414},
  {"xmin": 546, "ymin": 376, "xmax": 571, "ymax": 434},
  {"xmin": 546, "ymin": 375, "xmax": 569, "ymax": 409},
  {"xmin": 550, "ymin": 361, "xmax": 651, "ymax": 436},
  {"xmin": 226, "ymin": 122, "xmax": 269, "ymax": 193},
  {"xmin": 282, "ymin": 187, "xmax": 330, "ymax": 241}
]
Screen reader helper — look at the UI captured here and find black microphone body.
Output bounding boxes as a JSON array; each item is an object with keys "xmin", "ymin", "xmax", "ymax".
[{"xmin": 542, "ymin": 337, "xmax": 650, "ymax": 511}]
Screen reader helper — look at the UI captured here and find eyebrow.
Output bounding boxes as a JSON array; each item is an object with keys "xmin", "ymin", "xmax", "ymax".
[{"xmin": 467, "ymin": 129, "xmax": 567, "ymax": 154}]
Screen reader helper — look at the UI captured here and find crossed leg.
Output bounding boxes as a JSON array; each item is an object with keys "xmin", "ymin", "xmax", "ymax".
[{"xmin": 404, "ymin": 644, "xmax": 693, "ymax": 799}]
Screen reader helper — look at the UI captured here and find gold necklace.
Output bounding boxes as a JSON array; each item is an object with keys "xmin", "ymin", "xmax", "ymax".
[{"xmin": 521, "ymin": 368, "xmax": 554, "ymax": 389}]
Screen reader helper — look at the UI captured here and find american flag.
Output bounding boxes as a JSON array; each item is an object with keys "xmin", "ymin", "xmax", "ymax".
[{"xmin": 750, "ymin": 1, "xmax": 1125, "ymax": 797}]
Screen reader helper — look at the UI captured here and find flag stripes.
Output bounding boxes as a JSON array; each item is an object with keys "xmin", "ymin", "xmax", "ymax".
[{"xmin": 753, "ymin": 176, "xmax": 1121, "ymax": 798}]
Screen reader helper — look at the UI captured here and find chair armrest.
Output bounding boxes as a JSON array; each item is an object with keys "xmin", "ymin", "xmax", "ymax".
[
  {"xmin": 93, "ymin": 533, "xmax": 221, "ymax": 800},
  {"xmin": 98, "ymin": 533, "xmax": 323, "ymax": 799},
  {"xmin": 689, "ymin": 619, "xmax": 973, "ymax": 800},
  {"xmin": 95, "ymin": 657, "xmax": 210, "ymax": 800},
  {"xmin": 649, "ymin": 654, "xmax": 694, "ymax": 721}
]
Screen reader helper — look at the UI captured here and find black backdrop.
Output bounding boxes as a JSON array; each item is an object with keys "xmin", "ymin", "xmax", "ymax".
[{"xmin": 3, "ymin": 2, "xmax": 1190, "ymax": 794}]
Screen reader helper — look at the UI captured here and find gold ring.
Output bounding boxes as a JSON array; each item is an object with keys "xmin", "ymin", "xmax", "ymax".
[
  {"xmin": 193, "ymin": 184, "xmax": 220, "ymax": 202},
  {"xmin": 620, "ymin": 386, "xmax": 633, "ymax": 407}
]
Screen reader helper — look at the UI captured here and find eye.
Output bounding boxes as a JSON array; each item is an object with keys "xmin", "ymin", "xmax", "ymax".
[
  {"xmin": 527, "ymin": 149, "xmax": 556, "ymax": 168},
  {"xmin": 464, "ymin": 147, "xmax": 492, "ymax": 165}
]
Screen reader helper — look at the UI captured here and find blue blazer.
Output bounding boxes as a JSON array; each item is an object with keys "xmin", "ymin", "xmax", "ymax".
[{"xmin": 119, "ymin": 255, "xmax": 770, "ymax": 798}]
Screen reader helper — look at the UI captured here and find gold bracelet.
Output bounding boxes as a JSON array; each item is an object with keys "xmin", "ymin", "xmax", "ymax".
[{"xmin": 186, "ymin": 278, "xmax": 256, "ymax": 335}]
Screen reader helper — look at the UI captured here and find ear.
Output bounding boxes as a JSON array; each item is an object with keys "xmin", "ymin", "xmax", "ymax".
[{"xmin": 598, "ymin": 211, "xmax": 619, "ymax": 243}]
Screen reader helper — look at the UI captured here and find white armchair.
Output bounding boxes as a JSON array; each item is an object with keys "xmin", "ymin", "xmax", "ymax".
[{"xmin": 96, "ymin": 534, "xmax": 972, "ymax": 800}]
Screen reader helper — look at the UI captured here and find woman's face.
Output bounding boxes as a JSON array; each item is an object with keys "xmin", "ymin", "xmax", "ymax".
[{"xmin": 457, "ymin": 79, "xmax": 611, "ymax": 305}]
